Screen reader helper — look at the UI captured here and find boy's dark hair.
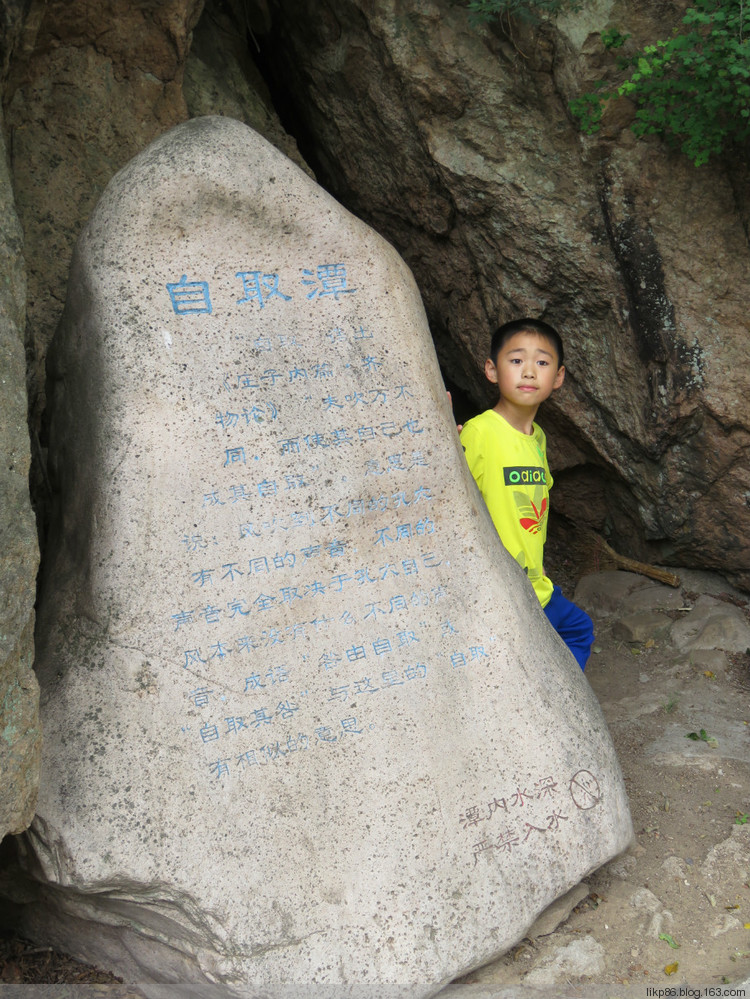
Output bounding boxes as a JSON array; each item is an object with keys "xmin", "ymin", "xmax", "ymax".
[{"xmin": 490, "ymin": 318, "xmax": 564, "ymax": 368}]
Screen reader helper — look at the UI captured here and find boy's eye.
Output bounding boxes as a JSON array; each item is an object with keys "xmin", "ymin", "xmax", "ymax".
[{"xmin": 537, "ymin": 360, "xmax": 549, "ymax": 366}]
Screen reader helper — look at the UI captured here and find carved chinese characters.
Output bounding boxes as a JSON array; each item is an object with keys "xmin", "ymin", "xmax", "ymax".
[
  {"xmin": 169, "ymin": 291, "xmax": 442, "ymax": 773},
  {"xmin": 24, "ymin": 117, "xmax": 632, "ymax": 990}
]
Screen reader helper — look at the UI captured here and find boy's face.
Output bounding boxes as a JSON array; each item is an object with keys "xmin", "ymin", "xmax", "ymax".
[{"xmin": 485, "ymin": 331, "xmax": 565, "ymax": 407}]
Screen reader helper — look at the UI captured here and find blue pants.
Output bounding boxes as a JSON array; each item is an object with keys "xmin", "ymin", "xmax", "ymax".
[{"xmin": 543, "ymin": 585, "xmax": 594, "ymax": 671}]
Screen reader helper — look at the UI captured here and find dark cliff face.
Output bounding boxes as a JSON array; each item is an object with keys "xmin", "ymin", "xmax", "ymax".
[
  {"xmin": 248, "ymin": 0, "xmax": 750, "ymax": 587},
  {"xmin": 2, "ymin": 0, "xmax": 750, "ymax": 588}
]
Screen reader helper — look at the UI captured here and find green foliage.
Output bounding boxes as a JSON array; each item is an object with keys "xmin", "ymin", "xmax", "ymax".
[
  {"xmin": 570, "ymin": 0, "xmax": 750, "ymax": 165},
  {"xmin": 466, "ymin": 0, "xmax": 582, "ymax": 26},
  {"xmin": 659, "ymin": 933, "xmax": 681, "ymax": 949},
  {"xmin": 569, "ymin": 87, "xmax": 607, "ymax": 132},
  {"xmin": 600, "ymin": 28, "xmax": 630, "ymax": 49},
  {"xmin": 686, "ymin": 728, "xmax": 718, "ymax": 746},
  {"xmin": 662, "ymin": 693, "xmax": 679, "ymax": 714}
]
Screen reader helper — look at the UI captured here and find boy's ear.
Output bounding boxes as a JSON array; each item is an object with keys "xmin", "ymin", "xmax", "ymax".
[
  {"xmin": 553, "ymin": 365, "xmax": 566, "ymax": 390},
  {"xmin": 484, "ymin": 357, "xmax": 498, "ymax": 384}
]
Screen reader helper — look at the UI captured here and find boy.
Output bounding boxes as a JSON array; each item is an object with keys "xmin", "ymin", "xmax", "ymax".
[{"xmin": 459, "ymin": 318, "xmax": 594, "ymax": 671}]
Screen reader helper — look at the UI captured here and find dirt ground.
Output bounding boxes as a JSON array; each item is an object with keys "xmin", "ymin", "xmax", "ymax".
[
  {"xmin": 2, "ymin": 535, "xmax": 749, "ymax": 988},
  {"xmin": 455, "ymin": 539, "xmax": 750, "ymax": 989}
]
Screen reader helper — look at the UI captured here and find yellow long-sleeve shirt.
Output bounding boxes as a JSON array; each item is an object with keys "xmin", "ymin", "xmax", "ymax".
[{"xmin": 460, "ymin": 408, "xmax": 554, "ymax": 607}]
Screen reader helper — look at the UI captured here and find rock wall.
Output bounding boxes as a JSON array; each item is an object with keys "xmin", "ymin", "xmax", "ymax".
[
  {"xmin": 0, "ymin": 107, "xmax": 40, "ymax": 838},
  {"xmin": 4, "ymin": 0, "xmax": 204, "ymax": 430},
  {"xmin": 5, "ymin": 0, "xmax": 750, "ymax": 590},
  {"xmin": 3, "ymin": 0, "xmax": 309, "ymax": 437},
  {"xmin": 254, "ymin": 0, "xmax": 750, "ymax": 588},
  {"xmin": 1, "ymin": 0, "xmax": 749, "ymax": 846}
]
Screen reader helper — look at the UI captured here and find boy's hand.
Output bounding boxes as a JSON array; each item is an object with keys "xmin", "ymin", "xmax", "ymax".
[{"xmin": 447, "ymin": 391, "xmax": 463, "ymax": 434}]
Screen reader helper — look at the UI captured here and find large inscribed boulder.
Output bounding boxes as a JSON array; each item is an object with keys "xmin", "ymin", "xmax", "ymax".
[{"xmin": 20, "ymin": 117, "xmax": 631, "ymax": 988}]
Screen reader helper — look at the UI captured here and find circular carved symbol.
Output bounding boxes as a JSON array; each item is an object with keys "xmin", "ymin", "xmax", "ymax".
[{"xmin": 569, "ymin": 770, "xmax": 602, "ymax": 810}]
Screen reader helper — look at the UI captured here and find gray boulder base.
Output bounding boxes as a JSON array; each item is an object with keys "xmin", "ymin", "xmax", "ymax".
[{"xmin": 20, "ymin": 117, "xmax": 632, "ymax": 989}]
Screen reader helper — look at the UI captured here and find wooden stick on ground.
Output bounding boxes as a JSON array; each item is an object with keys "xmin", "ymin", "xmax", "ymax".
[{"xmin": 582, "ymin": 531, "xmax": 681, "ymax": 588}]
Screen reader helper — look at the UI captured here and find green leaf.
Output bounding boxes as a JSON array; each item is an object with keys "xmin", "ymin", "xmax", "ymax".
[
  {"xmin": 569, "ymin": 0, "xmax": 750, "ymax": 165},
  {"xmin": 659, "ymin": 933, "xmax": 681, "ymax": 949}
]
